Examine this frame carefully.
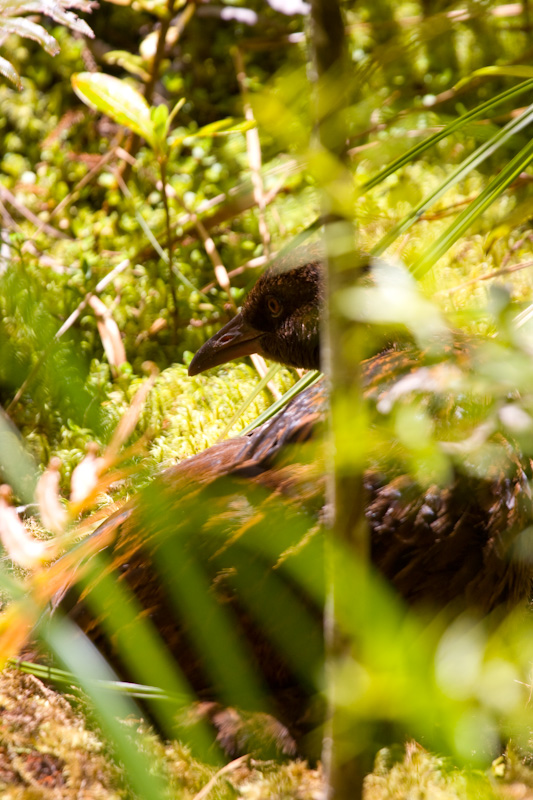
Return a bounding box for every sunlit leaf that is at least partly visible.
[36,457,67,534]
[412,136,533,277]
[0,486,50,568]
[0,54,21,89]
[0,16,59,55]
[88,295,127,368]
[103,50,151,81]
[455,65,533,91]
[71,72,155,145]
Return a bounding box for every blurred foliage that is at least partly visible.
[1,0,533,797]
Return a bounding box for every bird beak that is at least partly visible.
[188,312,264,376]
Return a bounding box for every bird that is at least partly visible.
[188,241,325,375]
[60,241,533,758]
[188,241,533,612]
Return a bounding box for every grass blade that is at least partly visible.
[362,79,533,192]
[371,103,533,257]
[412,137,533,278]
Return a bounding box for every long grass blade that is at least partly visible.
[362,79,533,192]
[371,103,533,256]
[43,613,169,800]
[239,370,322,435]
[219,362,280,439]
[412,137,533,278]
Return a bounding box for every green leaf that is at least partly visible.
[372,102,533,257]
[240,370,322,435]
[103,50,151,82]
[412,136,533,278]
[71,72,155,146]
[455,66,533,91]
[167,96,185,128]
[220,363,281,439]
[362,79,533,193]
[0,413,37,504]
[150,103,169,148]
[195,118,256,137]
[43,613,170,800]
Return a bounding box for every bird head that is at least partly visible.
[188,244,324,376]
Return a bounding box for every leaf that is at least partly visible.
[362,79,533,193]
[0,16,59,55]
[71,72,154,145]
[36,5,94,36]
[167,96,185,127]
[69,443,106,505]
[169,117,256,149]
[412,135,533,278]
[0,486,50,569]
[0,54,22,89]
[0,604,36,667]
[105,364,158,460]
[372,102,533,257]
[150,103,169,146]
[103,50,151,82]
[195,118,256,137]
[455,65,533,91]
[88,295,127,368]
[36,458,67,535]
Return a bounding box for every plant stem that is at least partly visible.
[159,157,179,343]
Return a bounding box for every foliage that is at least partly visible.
[0,0,95,88]
[1,0,533,797]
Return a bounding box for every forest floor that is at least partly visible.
[0,668,532,800]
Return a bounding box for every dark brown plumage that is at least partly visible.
[60,243,533,757]
[188,242,325,374]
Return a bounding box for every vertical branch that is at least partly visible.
[159,157,179,343]
[309,1,369,798]
[233,46,271,259]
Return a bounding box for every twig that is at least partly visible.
[159,158,179,342]
[175,196,237,310]
[113,168,210,301]
[192,755,248,800]
[250,354,282,401]
[0,186,70,241]
[233,46,270,258]
[200,254,270,292]
[437,258,533,296]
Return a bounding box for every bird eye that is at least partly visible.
[266,296,282,317]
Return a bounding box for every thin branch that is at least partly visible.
[233,46,271,258]
[192,755,249,800]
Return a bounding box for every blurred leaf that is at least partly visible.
[77,551,216,755]
[71,72,155,145]
[69,443,105,504]
[0,54,21,88]
[103,50,151,81]
[455,65,533,91]
[88,295,127,368]
[0,412,37,504]
[363,80,533,193]
[0,16,59,55]
[372,102,533,257]
[43,612,170,799]
[0,486,49,569]
[412,136,533,277]
[105,364,158,460]
[35,457,67,534]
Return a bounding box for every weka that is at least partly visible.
[62,243,533,757]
